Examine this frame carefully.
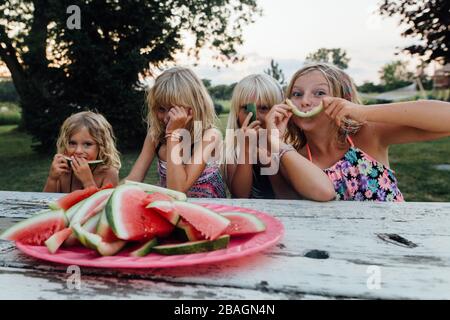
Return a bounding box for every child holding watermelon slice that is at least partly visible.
[126,67,227,198]
[267,62,450,201]
[43,111,121,193]
[224,73,335,201]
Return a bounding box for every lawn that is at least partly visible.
[1,116,449,201]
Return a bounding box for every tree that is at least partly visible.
[379,60,414,91]
[0,0,260,152]
[264,59,286,86]
[305,48,350,69]
[379,0,450,65]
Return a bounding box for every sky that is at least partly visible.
[174,0,424,86]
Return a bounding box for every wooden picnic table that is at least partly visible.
[0,190,449,300]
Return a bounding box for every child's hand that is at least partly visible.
[166,106,193,133]
[265,103,293,144]
[48,154,70,180]
[322,97,367,127]
[240,112,261,146]
[70,156,96,188]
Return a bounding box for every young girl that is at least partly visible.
[269,62,450,201]
[43,111,121,193]
[126,66,226,198]
[225,73,335,201]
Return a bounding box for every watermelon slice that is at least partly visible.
[173,218,205,242]
[143,192,179,225]
[0,209,67,245]
[45,227,73,253]
[124,180,187,201]
[71,223,126,256]
[146,201,230,240]
[69,188,113,226]
[45,190,113,251]
[220,212,266,236]
[48,183,114,211]
[106,185,174,241]
[152,235,230,255]
[96,209,120,242]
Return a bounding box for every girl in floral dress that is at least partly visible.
[264,62,450,201]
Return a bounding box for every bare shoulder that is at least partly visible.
[352,122,390,166]
[95,165,119,179]
[352,122,383,149]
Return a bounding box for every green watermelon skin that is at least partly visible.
[106,185,174,241]
[152,235,230,255]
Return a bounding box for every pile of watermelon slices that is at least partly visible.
[0,181,266,257]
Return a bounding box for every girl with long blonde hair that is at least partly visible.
[268,62,450,201]
[126,66,226,198]
[225,73,334,200]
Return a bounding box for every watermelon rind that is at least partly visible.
[0,209,67,245]
[220,211,266,235]
[124,180,187,201]
[65,199,87,221]
[72,223,125,256]
[45,227,73,253]
[130,238,158,257]
[152,235,230,255]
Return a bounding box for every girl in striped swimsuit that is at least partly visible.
[126,66,226,198]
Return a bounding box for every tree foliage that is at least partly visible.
[379,0,450,65]
[0,0,260,152]
[379,60,414,91]
[305,48,350,70]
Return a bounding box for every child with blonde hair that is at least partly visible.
[225,73,335,200]
[43,111,121,193]
[269,62,450,201]
[126,66,226,198]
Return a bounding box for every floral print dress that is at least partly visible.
[306,136,404,202]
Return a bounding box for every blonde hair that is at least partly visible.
[225,73,284,166]
[285,62,363,151]
[56,111,121,170]
[146,66,217,144]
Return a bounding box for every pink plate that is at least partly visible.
[16,203,284,269]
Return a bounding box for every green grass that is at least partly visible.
[0,102,21,125]
[1,121,449,201]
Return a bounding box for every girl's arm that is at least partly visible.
[43,154,68,192]
[166,128,221,193]
[226,156,254,198]
[278,143,336,201]
[125,131,157,182]
[226,113,260,198]
[323,98,450,145]
[265,104,335,201]
[43,177,59,193]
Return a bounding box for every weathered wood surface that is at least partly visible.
[1,191,449,300]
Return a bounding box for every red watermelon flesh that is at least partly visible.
[0,210,67,245]
[220,212,266,236]
[106,185,174,241]
[143,192,179,225]
[49,183,113,211]
[147,201,230,240]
